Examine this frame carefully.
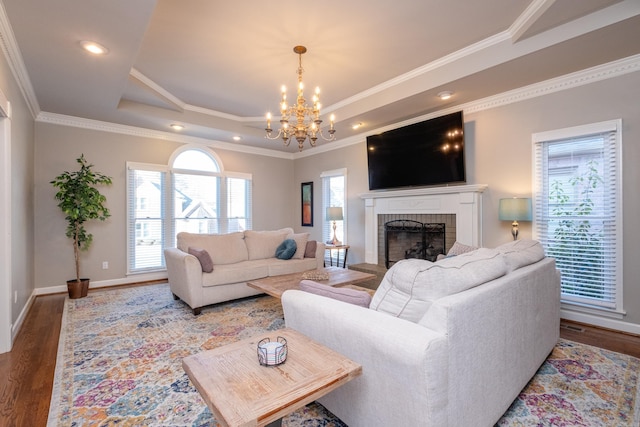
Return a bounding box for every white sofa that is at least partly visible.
[164,228,325,314]
[282,239,561,426]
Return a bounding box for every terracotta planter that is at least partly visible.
[67,279,90,299]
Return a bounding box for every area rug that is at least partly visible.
[47,284,640,426]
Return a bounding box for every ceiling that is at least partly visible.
[3,0,640,154]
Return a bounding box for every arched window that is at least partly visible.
[126,147,252,274]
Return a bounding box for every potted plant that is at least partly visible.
[51,154,112,298]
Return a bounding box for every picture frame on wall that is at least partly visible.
[301,182,313,227]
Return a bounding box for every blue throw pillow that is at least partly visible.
[275,239,297,260]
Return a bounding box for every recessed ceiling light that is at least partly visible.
[170,124,184,130]
[233,136,242,141]
[80,40,109,55]
[438,91,454,100]
[352,122,363,130]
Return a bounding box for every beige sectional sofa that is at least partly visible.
[282,239,561,426]
[164,228,325,314]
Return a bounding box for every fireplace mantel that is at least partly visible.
[360,184,488,264]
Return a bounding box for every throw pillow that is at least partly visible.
[286,232,310,259]
[275,239,297,260]
[299,280,372,308]
[447,241,478,256]
[304,240,317,258]
[188,247,214,273]
[495,239,545,272]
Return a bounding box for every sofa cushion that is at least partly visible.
[177,231,248,265]
[447,241,478,256]
[304,240,317,258]
[370,248,508,323]
[244,228,293,260]
[275,239,297,260]
[268,258,319,276]
[287,232,310,259]
[496,239,545,272]
[299,280,372,308]
[201,260,269,287]
[188,247,214,273]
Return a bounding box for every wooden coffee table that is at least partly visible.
[247,266,376,299]
[182,327,361,427]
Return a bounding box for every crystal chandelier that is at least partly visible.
[265,46,336,151]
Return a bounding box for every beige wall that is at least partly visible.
[0,49,35,328]
[296,70,640,326]
[34,124,295,289]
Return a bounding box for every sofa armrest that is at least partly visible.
[282,289,448,426]
[314,241,325,269]
[164,248,203,310]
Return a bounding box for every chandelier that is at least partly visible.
[265,45,336,151]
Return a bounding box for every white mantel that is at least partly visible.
[360,184,488,264]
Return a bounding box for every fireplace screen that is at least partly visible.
[384,220,445,268]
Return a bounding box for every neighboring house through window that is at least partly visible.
[126,146,252,274]
[533,119,623,316]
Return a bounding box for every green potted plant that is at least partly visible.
[51,154,112,298]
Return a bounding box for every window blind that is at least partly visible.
[533,120,622,312]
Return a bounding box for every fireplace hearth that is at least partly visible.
[384,220,445,268]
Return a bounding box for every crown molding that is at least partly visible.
[36,112,294,160]
[0,1,39,118]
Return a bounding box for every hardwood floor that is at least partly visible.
[1,290,639,427]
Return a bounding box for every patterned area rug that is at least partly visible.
[47,284,640,426]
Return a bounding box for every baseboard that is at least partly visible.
[33,272,169,296]
[11,291,36,344]
[561,308,640,336]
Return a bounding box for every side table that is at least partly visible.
[325,244,350,268]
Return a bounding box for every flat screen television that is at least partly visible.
[366,111,466,190]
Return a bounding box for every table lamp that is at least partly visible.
[499,198,532,240]
[326,207,343,245]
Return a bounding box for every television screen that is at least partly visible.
[366,111,466,190]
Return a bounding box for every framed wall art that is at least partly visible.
[301,182,313,227]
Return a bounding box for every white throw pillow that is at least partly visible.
[370,248,507,323]
[286,232,310,259]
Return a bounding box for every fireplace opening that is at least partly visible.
[384,220,445,268]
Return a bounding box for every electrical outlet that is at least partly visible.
[102,261,109,269]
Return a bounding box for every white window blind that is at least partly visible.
[533,120,622,313]
[226,174,252,232]
[126,163,168,274]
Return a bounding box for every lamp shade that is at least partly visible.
[326,206,343,221]
[499,198,532,221]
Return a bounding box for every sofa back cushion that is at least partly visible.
[177,231,248,265]
[286,232,310,259]
[496,239,545,272]
[370,248,508,323]
[244,228,293,260]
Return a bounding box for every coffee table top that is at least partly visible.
[182,327,361,427]
[247,266,376,299]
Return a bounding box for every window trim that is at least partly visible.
[532,119,624,317]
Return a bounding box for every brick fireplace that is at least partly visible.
[360,184,487,265]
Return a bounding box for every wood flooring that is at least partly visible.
[1,287,639,427]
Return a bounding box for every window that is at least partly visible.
[321,168,347,261]
[126,147,252,274]
[533,120,622,315]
